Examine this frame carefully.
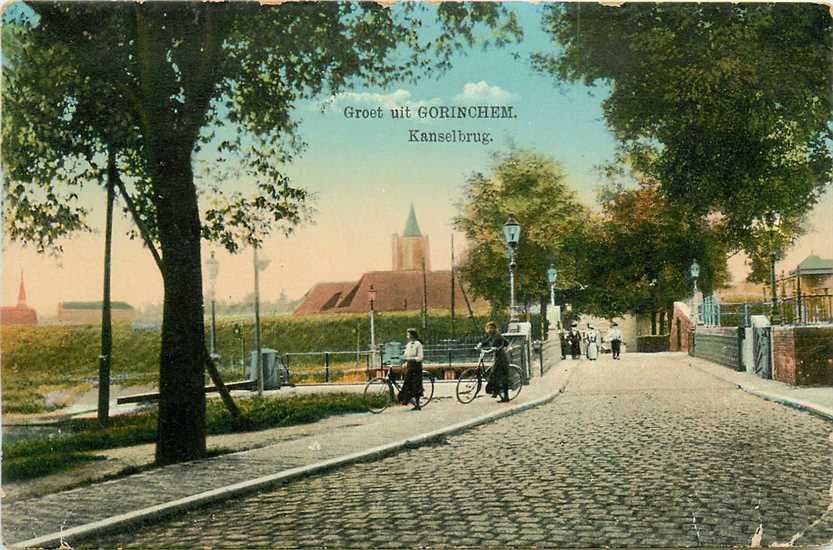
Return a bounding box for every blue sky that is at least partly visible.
[3,3,831,314]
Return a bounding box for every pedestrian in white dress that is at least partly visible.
[585,323,600,361]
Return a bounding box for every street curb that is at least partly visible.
[738,387,833,423]
[13,367,573,549]
[688,360,833,423]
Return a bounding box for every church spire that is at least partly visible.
[17,270,27,306]
[403,203,422,237]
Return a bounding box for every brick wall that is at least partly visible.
[693,327,740,370]
[670,303,694,352]
[773,325,833,386]
[771,328,796,385]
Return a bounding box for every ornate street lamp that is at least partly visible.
[503,216,521,320]
[547,262,557,307]
[690,259,701,325]
[368,284,377,369]
[206,251,220,358]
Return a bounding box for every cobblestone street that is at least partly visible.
[90,355,833,548]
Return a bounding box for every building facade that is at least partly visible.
[0,273,38,325]
[57,301,136,324]
[295,206,486,315]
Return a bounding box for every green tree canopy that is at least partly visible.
[571,182,729,325]
[2,2,521,464]
[454,148,590,314]
[533,3,832,255]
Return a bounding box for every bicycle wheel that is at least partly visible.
[507,364,524,401]
[418,372,435,408]
[364,377,392,413]
[456,368,481,404]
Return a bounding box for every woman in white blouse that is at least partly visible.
[398,328,424,410]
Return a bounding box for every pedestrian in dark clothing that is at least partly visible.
[480,321,511,402]
[568,323,582,359]
[559,329,568,360]
[398,328,424,410]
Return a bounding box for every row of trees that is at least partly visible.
[454,149,729,333]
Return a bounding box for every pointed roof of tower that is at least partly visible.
[17,271,27,306]
[403,204,422,237]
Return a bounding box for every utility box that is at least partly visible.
[249,348,288,390]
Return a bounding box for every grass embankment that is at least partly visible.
[2,311,509,414]
[2,308,549,412]
[3,393,369,482]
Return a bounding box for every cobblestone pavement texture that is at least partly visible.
[3,344,567,546]
[87,354,833,549]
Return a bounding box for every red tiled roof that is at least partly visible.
[1,305,37,325]
[295,270,488,315]
[293,281,355,315]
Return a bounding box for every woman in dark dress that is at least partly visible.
[480,321,511,402]
[398,328,424,410]
[568,322,582,359]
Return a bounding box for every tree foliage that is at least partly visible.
[533,3,832,255]
[454,148,590,313]
[572,182,729,321]
[2,2,521,464]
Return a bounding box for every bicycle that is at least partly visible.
[455,347,523,404]
[363,365,436,414]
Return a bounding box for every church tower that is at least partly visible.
[392,204,431,271]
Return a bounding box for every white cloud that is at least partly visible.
[324,89,442,112]
[334,89,413,110]
[454,81,517,105]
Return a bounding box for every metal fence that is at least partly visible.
[214,328,544,386]
[698,293,833,328]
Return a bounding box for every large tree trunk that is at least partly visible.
[153,145,207,465]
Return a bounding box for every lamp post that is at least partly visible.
[766,214,782,325]
[253,244,271,396]
[690,259,701,325]
[502,216,521,320]
[547,263,557,307]
[206,251,219,358]
[368,285,377,369]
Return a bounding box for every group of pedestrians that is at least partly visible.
[560,321,623,361]
[396,321,512,411]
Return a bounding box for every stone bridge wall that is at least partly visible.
[693,327,741,370]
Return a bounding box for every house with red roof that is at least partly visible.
[1,273,38,325]
[295,206,487,315]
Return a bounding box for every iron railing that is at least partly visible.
[698,294,833,328]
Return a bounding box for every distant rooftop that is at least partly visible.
[62,301,134,310]
[789,255,833,276]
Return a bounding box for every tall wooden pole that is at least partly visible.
[254,245,264,396]
[422,257,428,330]
[450,234,455,340]
[98,147,116,427]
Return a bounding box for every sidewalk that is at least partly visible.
[3,350,573,549]
[685,354,833,421]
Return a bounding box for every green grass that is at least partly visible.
[2,392,370,482]
[1,310,543,414]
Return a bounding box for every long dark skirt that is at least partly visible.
[398,360,424,404]
[570,338,581,359]
[485,351,510,397]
